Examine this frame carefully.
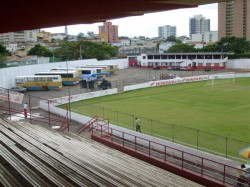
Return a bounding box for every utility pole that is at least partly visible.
[80,45,82,60]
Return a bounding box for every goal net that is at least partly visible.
[206,72,235,87]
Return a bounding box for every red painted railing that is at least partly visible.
[0,104,67,129]
[76,115,109,135]
[92,125,250,187]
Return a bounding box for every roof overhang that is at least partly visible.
[0,0,224,33]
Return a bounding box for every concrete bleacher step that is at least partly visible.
[0,118,204,187]
[23,120,204,186]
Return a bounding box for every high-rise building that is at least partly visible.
[189,15,210,38]
[158,25,176,39]
[218,0,250,41]
[0,30,39,44]
[98,22,119,43]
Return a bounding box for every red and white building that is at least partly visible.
[128,53,228,70]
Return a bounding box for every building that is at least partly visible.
[138,52,228,70]
[158,25,176,39]
[130,38,154,46]
[0,30,38,44]
[218,0,250,41]
[191,31,218,43]
[119,45,157,56]
[3,43,25,53]
[98,22,119,43]
[189,15,210,38]
[158,42,175,53]
[119,37,131,46]
[37,31,52,43]
[51,33,67,40]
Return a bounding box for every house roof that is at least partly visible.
[1,0,223,33]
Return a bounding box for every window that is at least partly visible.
[148,55,153,59]
[161,55,168,59]
[82,70,91,74]
[153,55,160,59]
[28,77,33,82]
[15,78,24,84]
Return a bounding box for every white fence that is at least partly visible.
[227,59,250,69]
[39,88,118,123]
[0,58,127,88]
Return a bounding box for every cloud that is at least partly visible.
[42,3,218,38]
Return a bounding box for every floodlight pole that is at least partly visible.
[66,58,71,124]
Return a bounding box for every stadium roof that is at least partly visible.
[1,0,224,33]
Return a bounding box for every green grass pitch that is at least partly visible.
[64,77,250,159]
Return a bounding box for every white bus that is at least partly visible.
[82,64,119,74]
[77,66,111,78]
[35,70,80,86]
[50,68,82,77]
[15,75,62,91]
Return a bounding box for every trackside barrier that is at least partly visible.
[91,126,250,187]
[124,73,250,91]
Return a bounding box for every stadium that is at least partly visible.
[1,0,250,186]
[1,62,250,186]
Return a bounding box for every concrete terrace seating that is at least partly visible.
[0,118,203,187]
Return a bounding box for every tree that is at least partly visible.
[165,36,182,43]
[87,31,94,37]
[167,43,196,53]
[77,32,86,40]
[197,44,218,52]
[28,44,52,57]
[214,36,250,54]
[0,44,10,67]
[54,41,118,61]
[0,54,6,67]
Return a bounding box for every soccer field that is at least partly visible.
[66,77,250,158]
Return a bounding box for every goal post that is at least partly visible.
[207,72,235,87]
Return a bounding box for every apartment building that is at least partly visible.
[98,21,119,43]
[158,25,176,39]
[218,0,250,41]
[189,15,210,38]
[0,30,38,44]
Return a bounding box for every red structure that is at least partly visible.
[91,125,247,187]
[76,115,109,135]
[1,0,225,34]
[136,53,228,71]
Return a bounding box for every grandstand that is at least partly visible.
[1,72,250,186]
[0,118,203,187]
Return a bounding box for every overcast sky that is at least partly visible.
[42,3,218,38]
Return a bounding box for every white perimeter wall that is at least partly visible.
[227,59,250,69]
[0,58,128,88]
